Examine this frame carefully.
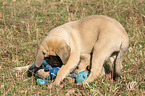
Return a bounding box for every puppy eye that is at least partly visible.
[42,51,45,55]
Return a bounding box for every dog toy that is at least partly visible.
[69,71,88,83]
[37,59,88,84]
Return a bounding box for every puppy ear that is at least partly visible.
[35,48,44,67]
[56,44,71,64]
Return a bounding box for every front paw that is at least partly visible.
[37,69,50,78]
[27,64,41,77]
[12,67,23,72]
[53,80,60,86]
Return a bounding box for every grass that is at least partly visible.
[0,0,144,95]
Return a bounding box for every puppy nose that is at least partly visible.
[45,54,49,57]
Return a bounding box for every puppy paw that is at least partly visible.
[37,69,50,78]
[12,67,24,72]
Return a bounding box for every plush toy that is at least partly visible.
[37,59,88,85]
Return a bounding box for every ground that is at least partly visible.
[0,0,144,95]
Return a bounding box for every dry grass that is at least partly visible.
[0,0,144,95]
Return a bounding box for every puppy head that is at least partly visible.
[35,38,71,67]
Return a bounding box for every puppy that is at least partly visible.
[14,15,129,86]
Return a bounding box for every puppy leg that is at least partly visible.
[53,52,80,86]
[105,55,116,73]
[13,63,42,77]
[75,54,90,74]
[13,64,32,72]
[113,48,127,80]
[84,41,116,83]
[102,55,116,79]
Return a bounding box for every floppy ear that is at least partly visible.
[56,44,71,64]
[35,48,44,67]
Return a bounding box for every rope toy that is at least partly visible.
[37,60,88,84]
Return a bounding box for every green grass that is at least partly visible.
[0,0,144,95]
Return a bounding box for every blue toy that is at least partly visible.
[37,78,48,84]
[37,59,88,85]
[69,71,88,83]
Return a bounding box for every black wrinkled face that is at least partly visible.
[45,55,63,67]
[27,55,63,77]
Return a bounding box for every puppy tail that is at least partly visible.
[113,36,129,80]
